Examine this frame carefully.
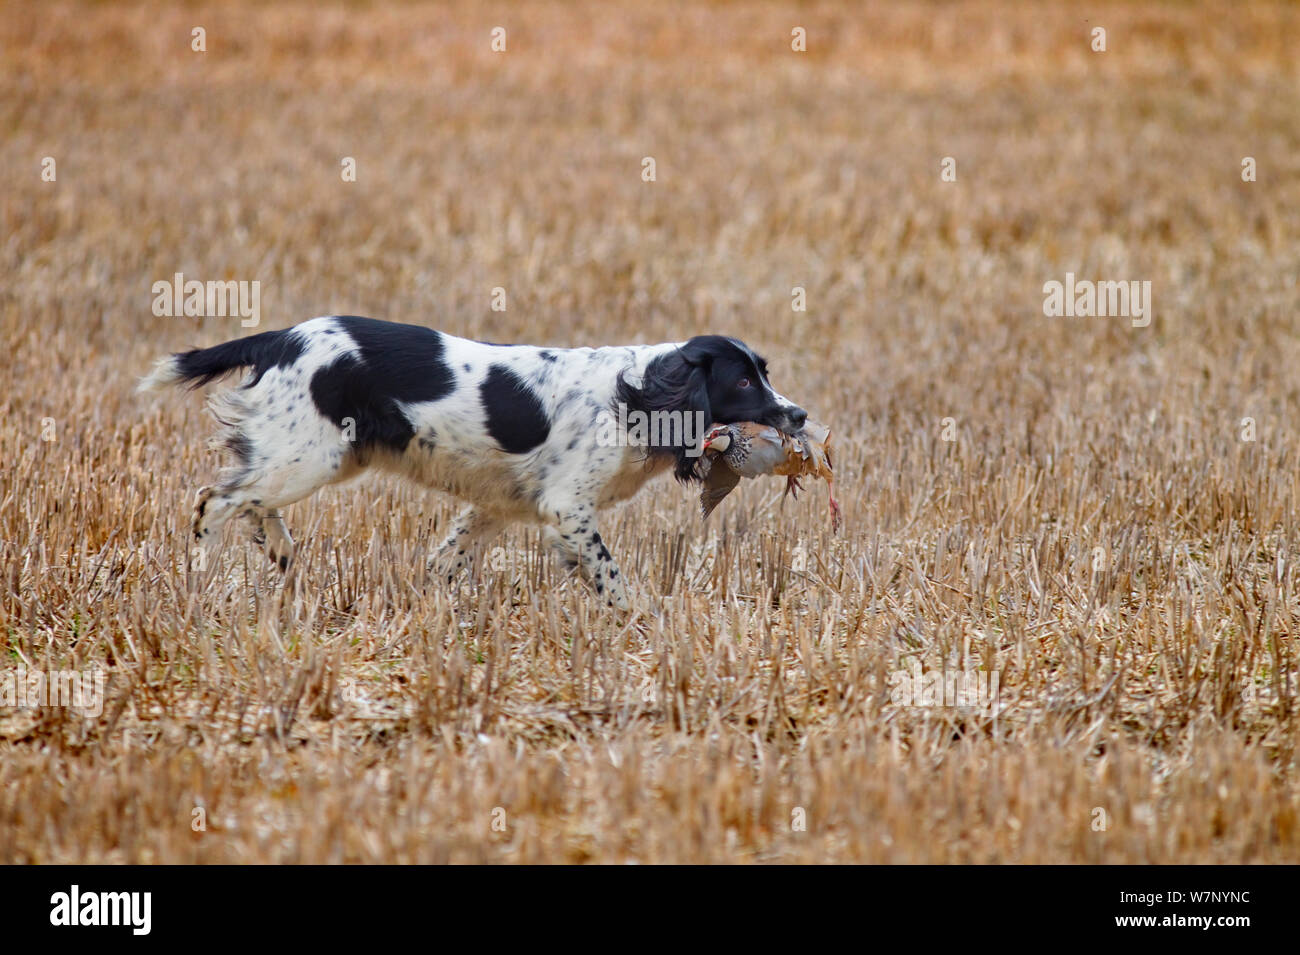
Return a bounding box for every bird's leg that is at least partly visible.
[551,506,630,611]
[429,506,502,584]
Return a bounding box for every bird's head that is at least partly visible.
[701,424,733,455]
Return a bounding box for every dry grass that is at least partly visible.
[2,0,1300,863]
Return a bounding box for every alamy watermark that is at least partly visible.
[50,885,151,935]
[889,660,1000,710]
[152,272,260,327]
[594,403,708,456]
[1043,272,1151,327]
[0,666,105,716]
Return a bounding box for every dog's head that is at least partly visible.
[680,336,807,434]
[616,335,808,482]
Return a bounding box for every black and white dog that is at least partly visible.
[140,316,807,608]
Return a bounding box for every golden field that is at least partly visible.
[2,0,1299,863]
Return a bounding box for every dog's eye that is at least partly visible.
[737,377,751,389]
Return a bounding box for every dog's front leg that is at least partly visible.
[553,506,630,611]
[429,507,501,584]
[543,525,580,571]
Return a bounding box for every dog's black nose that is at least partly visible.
[788,407,808,429]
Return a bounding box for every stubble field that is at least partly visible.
[2,0,1300,863]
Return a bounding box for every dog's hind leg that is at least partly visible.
[244,507,296,572]
[192,390,356,563]
[193,483,252,546]
[259,510,295,571]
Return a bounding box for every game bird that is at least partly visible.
[698,419,840,530]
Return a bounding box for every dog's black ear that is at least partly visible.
[615,347,712,483]
[677,338,716,370]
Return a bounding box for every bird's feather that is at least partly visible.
[699,463,741,519]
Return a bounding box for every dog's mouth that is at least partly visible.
[759,410,808,437]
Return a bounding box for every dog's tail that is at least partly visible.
[138,329,303,393]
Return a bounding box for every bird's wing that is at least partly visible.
[729,424,787,476]
[737,422,786,444]
[699,463,741,519]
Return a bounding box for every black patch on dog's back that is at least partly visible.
[333,317,457,402]
[481,365,550,454]
[309,317,455,455]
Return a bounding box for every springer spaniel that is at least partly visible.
[140,316,807,609]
